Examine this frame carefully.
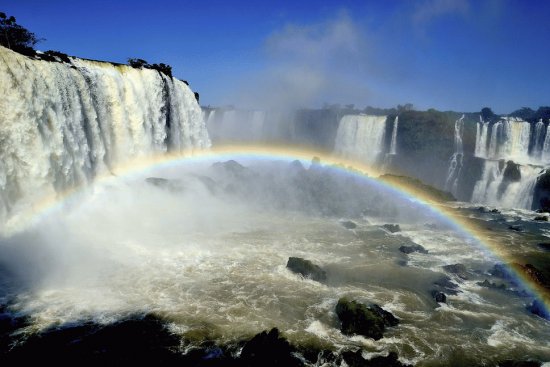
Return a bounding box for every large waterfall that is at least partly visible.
[475,116,547,165]
[333,115,387,166]
[0,46,210,223]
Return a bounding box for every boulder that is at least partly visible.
[433,276,460,295]
[399,244,428,254]
[335,298,398,340]
[240,328,302,367]
[534,215,548,221]
[431,290,447,303]
[442,264,469,280]
[286,257,326,282]
[382,224,401,233]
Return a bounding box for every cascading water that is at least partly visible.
[475,118,489,158]
[333,115,387,166]
[444,115,464,196]
[475,117,547,165]
[471,161,541,209]
[0,46,210,224]
[389,116,399,155]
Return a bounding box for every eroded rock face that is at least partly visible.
[335,298,398,340]
[286,257,327,282]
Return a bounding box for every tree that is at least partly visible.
[0,12,41,53]
[480,107,497,122]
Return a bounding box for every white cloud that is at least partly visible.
[412,0,470,25]
[229,12,373,109]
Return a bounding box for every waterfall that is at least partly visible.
[389,116,399,155]
[0,46,210,222]
[471,160,541,209]
[334,115,387,166]
[444,115,465,195]
[475,118,489,158]
[249,110,266,141]
[532,119,545,158]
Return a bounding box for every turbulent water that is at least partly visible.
[334,115,387,166]
[1,160,549,366]
[0,46,210,224]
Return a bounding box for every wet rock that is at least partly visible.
[382,224,401,233]
[335,298,398,340]
[502,160,521,183]
[442,264,469,280]
[498,360,542,367]
[477,279,507,291]
[534,215,548,221]
[490,208,501,214]
[431,290,447,303]
[537,243,550,252]
[369,304,399,327]
[342,350,410,367]
[240,328,302,367]
[490,263,514,281]
[508,224,524,232]
[399,244,428,254]
[286,257,326,282]
[340,220,357,229]
[145,177,185,192]
[527,299,550,320]
[433,276,460,295]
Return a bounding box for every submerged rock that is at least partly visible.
[534,215,548,221]
[286,257,327,282]
[240,328,302,367]
[508,224,524,232]
[382,224,401,233]
[399,244,428,254]
[431,290,447,303]
[527,299,550,320]
[477,279,507,291]
[145,177,185,192]
[537,243,550,252]
[490,263,514,281]
[340,220,357,229]
[335,298,398,340]
[342,350,410,367]
[442,264,469,280]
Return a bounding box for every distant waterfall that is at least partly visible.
[0,46,210,222]
[475,117,548,165]
[444,115,464,195]
[334,115,387,166]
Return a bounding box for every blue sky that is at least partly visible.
[3,0,550,113]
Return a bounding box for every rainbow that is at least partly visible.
[2,144,550,317]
